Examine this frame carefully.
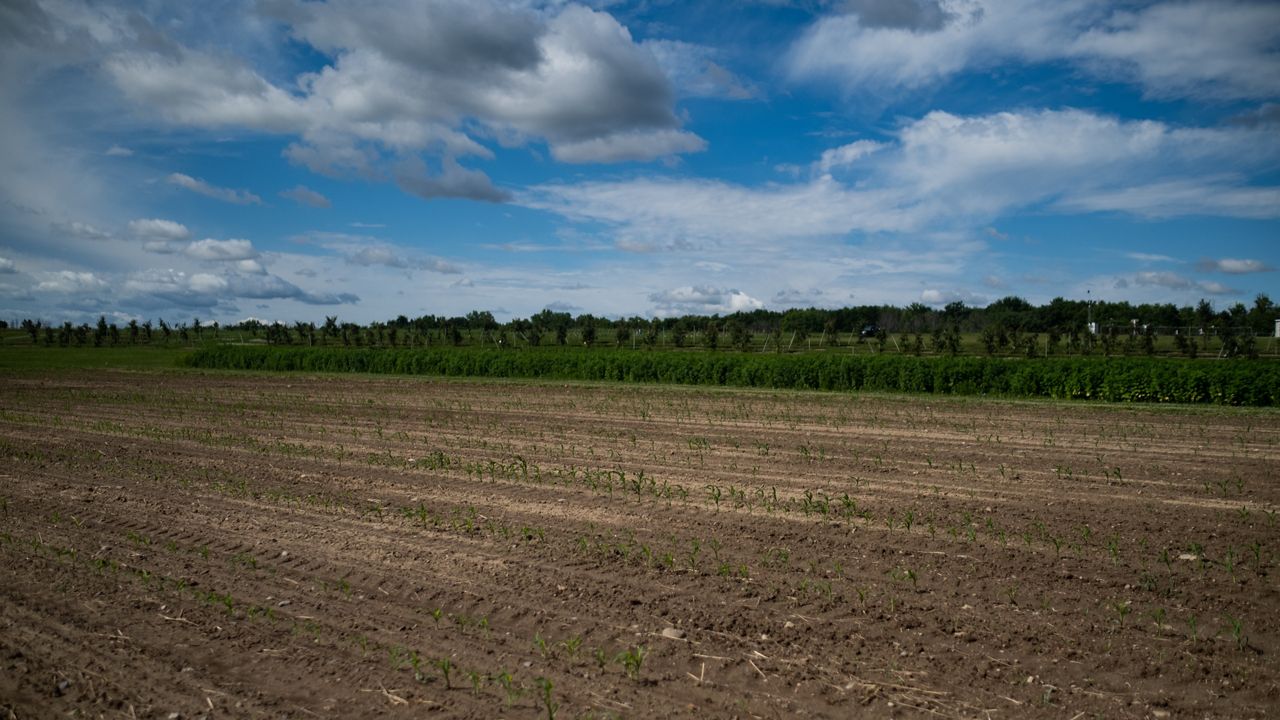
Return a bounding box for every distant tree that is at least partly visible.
[704,321,719,351]
[728,319,750,351]
[20,319,40,343]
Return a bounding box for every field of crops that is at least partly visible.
[185,346,1280,406]
[1,369,1277,718]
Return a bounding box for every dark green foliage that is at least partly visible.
[183,346,1280,406]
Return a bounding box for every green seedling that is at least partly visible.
[534,631,551,658]
[1224,616,1247,649]
[467,670,484,695]
[615,646,647,680]
[435,657,453,688]
[560,635,583,659]
[536,676,558,720]
[1111,600,1131,627]
[431,607,444,625]
[495,671,521,706]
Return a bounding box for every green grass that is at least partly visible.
[0,345,194,371]
[180,345,1280,406]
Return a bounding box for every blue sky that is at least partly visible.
[1,0,1277,325]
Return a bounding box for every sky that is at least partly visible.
[0,0,1277,325]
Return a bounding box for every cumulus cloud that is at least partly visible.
[1196,258,1275,274]
[129,218,191,241]
[920,288,987,306]
[0,257,17,274]
[92,0,705,207]
[280,185,331,208]
[395,157,510,203]
[56,221,112,241]
[815,139,886,174]
[789,0,1280,101]
[550,129,706,164]
[36,270,108,294]
[130,218,192,253]
[1132,270,1237,295]
[184,238,259,262]
[121,267,358,308]
[648,286,764,315]
[527,108,1280,247]
[168,173,263,205]
[343,243,461,273]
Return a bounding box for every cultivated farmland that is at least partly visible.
[1,370,1277,718]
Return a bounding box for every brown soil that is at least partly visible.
[1,369,1277,719]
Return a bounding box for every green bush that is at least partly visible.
[181,346,1280,406]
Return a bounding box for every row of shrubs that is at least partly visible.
[182,346,1280,406]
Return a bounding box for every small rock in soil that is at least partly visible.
[661,627,687,639]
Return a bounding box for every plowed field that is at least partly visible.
[1,370,1277,718]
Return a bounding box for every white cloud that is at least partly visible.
[395,156,509,202]
[528,108,1280,248]
[343,243,461,274]
[235,258,267,274]
[1070,1,1280,101]
[1197,257,1275,274]
[815,139,886,174]
[184,239,259,261]
[129,218,191,241]
[644,39,757,100]
[57,221,112,241]
[168,173,263,205]
[37,270,108,294]
[93,0,705,207]
[550,128,706,164]
[648,286,764,316]
[1131,270,1238,295]
[788,0,1280,101]
[105,144,132,157]
[1126,252,1178,263]
[0,257,16,274]
[280,185,332,208]
[920,288,987,306]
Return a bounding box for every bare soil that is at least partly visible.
[1,369,1277,719]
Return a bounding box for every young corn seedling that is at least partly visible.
[467,670,484,695]
[1111,600,1131,627]
[435,657,453,688]
[495,671,521,706]
[1224,547,1238,580]
[535,677,558,720]
[615,646,647,681]
[1150,607,1167,629]
[1224,616,1247,650]
[534,632,552,658]
[560,635,583,659]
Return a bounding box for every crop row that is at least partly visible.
[184,346,1280,406]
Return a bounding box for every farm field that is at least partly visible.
[1,370,1277,718]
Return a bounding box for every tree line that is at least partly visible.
[8,293,1275,358]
